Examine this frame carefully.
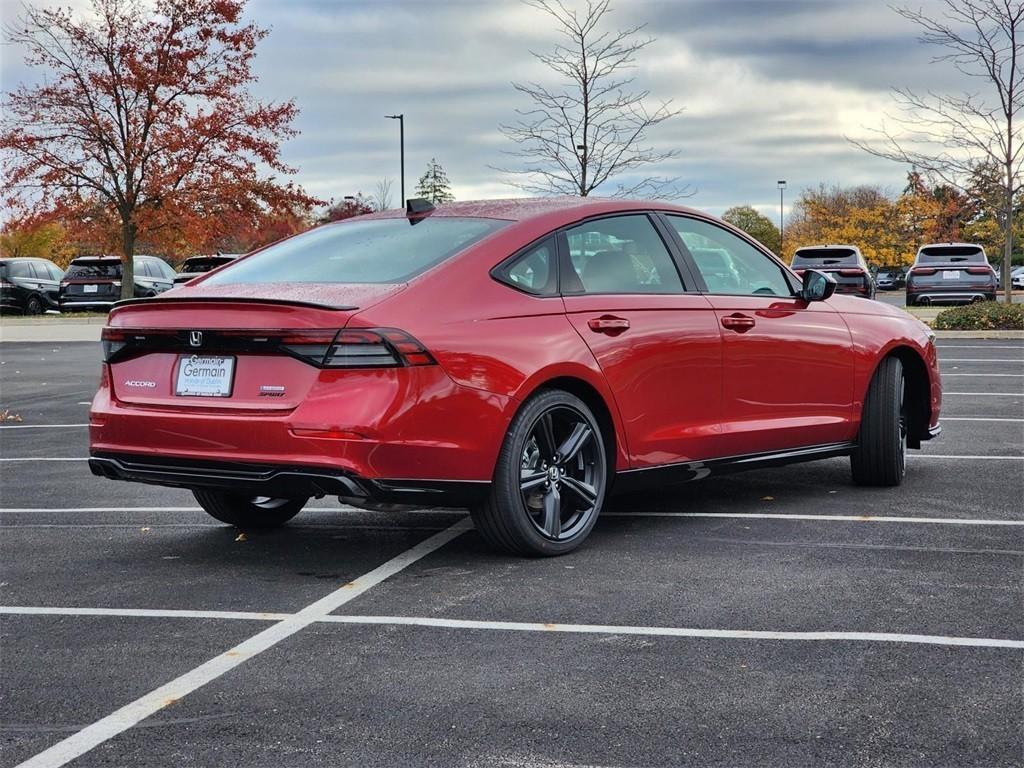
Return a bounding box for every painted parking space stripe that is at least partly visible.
[942,373,1024,377]
[941,417,1024,422]
[943,392,1022,396]
[939,358,1024,362]
[11,518,472,768]
[0,423,89,429]
[912,454,1023,459]
[321,615,1024,650]
[2,606,1019,650]
[603,512,1024,525]
[2,507,1022,525]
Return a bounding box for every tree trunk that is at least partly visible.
[120,218,136,302]
[1004,178,1014,303]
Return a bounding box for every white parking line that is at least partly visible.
[12,518,472,768]
[603,512,1024,525]
[1,606,1019,650]
[942,373,1024,377]
[940,358,1024,362]
[937,345,1024,349]
[323,615,1024,650]
[0,424,89,430]
[0,458,87,462]
[2,508,1022,525]
[943,392,1022,396]
[0,606,287,621]
[912,454,1023,460]
[942,417,1024,422]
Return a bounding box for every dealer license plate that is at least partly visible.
[943,270,960,280]
[175,355,235,397]
[84,284,98,293]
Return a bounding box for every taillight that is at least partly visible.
[838,269,864,277]
[101,328,128,361]
[912,267,937,275]
[278,330,342,366]
[323,328,435,368]
[966,267,993,275]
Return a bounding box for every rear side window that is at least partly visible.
[182,257,232,273]
[792,248,858,267]
[67,261,121,278]
[562,215,684,294]
[494,237,557,295]
[204,217,508,285]
[6,262,32,278]
[917,246,986,264]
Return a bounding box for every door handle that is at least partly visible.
[588,315,630,334]
[721,313,756,332]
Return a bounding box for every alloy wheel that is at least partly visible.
[518,405,605,541]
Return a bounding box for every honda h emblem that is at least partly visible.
[189,330,203,347]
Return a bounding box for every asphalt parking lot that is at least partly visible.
[1,340,1022,767]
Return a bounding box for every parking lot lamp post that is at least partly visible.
[386,114,405,204]
[777,180,787,258]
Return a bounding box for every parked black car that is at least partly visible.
[60,254,176,311]
[906,243,997,306]
[0,257,65,314]
[875,267,907,291]
[791,245,876,299]
[173,253,241,284]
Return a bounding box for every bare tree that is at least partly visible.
[496,0,689,199]
[371,178,394,211]
[851,0,1023,299]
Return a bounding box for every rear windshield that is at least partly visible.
[181,257,233,272]
[917,246,986,264]
[792,248,858,267]
[67,262,121,278]
[203,217,508,285]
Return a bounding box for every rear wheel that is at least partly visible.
[192,490,307,528]
[472,390,608,556]
[851,356,906,487]
[26,296,43,315]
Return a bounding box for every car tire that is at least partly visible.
[471,389,608,557]
[192,490,307,528]
[850,356,906,487]
[26,296,44,315]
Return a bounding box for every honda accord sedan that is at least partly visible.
[89,198,942,555]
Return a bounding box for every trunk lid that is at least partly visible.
[105,282,405,410]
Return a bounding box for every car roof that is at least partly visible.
[359,197,704,223]
[70,255,120,262]
[916,242,984,251]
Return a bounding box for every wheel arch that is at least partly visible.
[517,373,628,474]
[872,345,932,449]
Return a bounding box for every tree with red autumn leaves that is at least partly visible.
[1,0,319,298]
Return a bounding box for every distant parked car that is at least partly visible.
[0,257,64,314]
[791,245,875,299]
[60,254,176,311]
[1011,266,1024,290]
[174,253,241,284]
[875,268,906,291]
[905,243,997,306]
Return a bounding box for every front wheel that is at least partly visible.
[26,296,44,315]
[192,490,307,528]
[472,390,608,556]
[851,356,906,487]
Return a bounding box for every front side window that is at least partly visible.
[494,237,557,295]
[667,216,793,297]
[563,215,684,294]
[204,217,508,285]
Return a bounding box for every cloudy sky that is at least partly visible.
[1,0,978,219]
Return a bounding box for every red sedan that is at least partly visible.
[89,198,942,555]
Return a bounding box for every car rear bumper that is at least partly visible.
[61,298,117,310]
[89,452,489,506]
[910,291,993,303]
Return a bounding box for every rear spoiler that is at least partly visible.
[111,296,358,312]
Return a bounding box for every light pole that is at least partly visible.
[777,180,787,257]
[385,114,405,204]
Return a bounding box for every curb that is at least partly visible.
[0,324,103,343]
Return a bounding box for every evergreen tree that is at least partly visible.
[415,159,455,204]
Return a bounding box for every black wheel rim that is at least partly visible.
[519,405,605,541]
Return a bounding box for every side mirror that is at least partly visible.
[800,269,837,302]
